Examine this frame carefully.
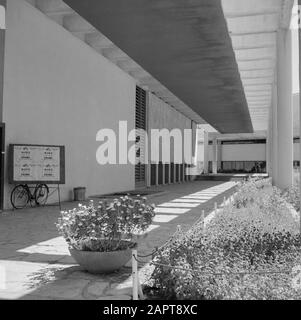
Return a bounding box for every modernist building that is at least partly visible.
[0,0,299,210]
[198,94,300,174]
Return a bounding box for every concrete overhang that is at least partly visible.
[222,0,295,131]
[64,0,253,134]
[208,131,267,141]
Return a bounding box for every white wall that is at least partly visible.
[207,142,300,162]
[294,142,300,161]
[293,93,300,136]
[208,143,266,161]
[149,94,192,131]
[221,144,266,161]
[2,0,136,208]
[148,93,192,163]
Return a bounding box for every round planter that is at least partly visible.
[69,247,133,274]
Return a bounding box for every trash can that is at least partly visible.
[73,187,86,201]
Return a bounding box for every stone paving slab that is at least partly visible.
[0,180,236,300]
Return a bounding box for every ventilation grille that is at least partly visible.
[135,86,146,185]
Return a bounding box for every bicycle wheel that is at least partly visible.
[11,185,29,209]
[35,184,49,206]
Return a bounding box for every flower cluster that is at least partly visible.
[232,177,270,209]
[56,196,155,252]
[148,179,301,300]
[283,172,300,212]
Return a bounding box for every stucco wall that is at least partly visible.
[148,93,193,163]
[293,93,300,136]
[294,142,300,161]
[2,0,136,208]
[220,144,267,162]
[207,142,300,162]
[207,144,266,161]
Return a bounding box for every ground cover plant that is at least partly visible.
[283,171,300,212]
[147,178,301,300]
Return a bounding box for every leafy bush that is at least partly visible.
[148,179,301,300]
[283,173,300,212]
[56,196,155,252]
[232,177,270,209]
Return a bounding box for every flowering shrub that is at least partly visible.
[283,173,300,212]
[56,196,155,252]
[148,179,301,300]
[232,177,270,209]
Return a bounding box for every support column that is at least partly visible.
[266,110,272,176]
[276,28,293,189]
[217,140,222,173]
[212,137,218,174]
[271,83,278,185]
[266,96,274,177]
[0,0,6,122]
[0,1,6,212]
[298,0,301,219]
[203,130,209,174]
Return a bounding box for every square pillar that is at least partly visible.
[212,138,218,174]
[0,0,6,122]
[266,108,272,176]
[276,28,293,189]
[203,130,209,174]
[217,140,222,173]
[271,83,278,185]
[299,0,301,216]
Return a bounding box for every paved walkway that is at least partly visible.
[0,180,236,300]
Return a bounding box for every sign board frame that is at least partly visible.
[8,144,65,184]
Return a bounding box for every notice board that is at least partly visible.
[8,144,65,184]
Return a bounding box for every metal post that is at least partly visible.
[132,249,138,300]
[57,184,61,211]
[201,210,205,232]
[138,278,144,300]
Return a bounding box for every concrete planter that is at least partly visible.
[69,246,133,274]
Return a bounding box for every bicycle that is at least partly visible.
[10,184,49,209]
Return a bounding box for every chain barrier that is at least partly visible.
[132,193,300,300]
[133,255,293,276]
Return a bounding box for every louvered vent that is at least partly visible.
[135,86,147,187]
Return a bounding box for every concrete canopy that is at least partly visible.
[64,0,253,134]
[222,0,294,131]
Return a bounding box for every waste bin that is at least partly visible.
[73,187,86,201]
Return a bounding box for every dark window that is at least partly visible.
[151,164,157,186]
[170,163,174,183]
[184,164,188,181]
[158,162,163,185]
[221,161,266,173]
[180,164,184,181]
[221,139,266,145]
[175,164,179,182]
[164,163,169,184]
